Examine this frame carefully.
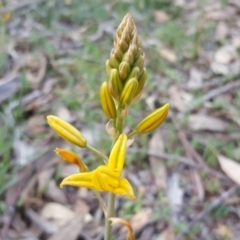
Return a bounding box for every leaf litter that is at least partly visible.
[1,0,240,240]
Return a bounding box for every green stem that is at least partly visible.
[127,130,137,139]
[94,190,107,217]
[104,193,115,240]
[86,145,108,164]
[104,106,124,240]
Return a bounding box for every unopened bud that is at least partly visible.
[109,55,120,69]
[136,103,170,134]
[47,116,87,148]
[120,78,138,106]
[127,67,140,80]
[100,82,117,119]
[106,60,112,75]
[119,61,130,80]
[109,69,123,100]
[133,55,144,70]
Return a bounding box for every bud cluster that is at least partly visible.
[100,14,147,114]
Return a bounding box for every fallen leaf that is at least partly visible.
[168,85,192,112]
[156,226,175,240]
[188,114,229,132]
[216,223,233,239]
[45,180,67,204]
[214,45,237,64]
[57,106,72,122]
[187,68,204,89]
[47,213,92,240]
[41,202,76,227]
[167,173,183,223]
[37,168,55,193]
[215,21,228,41]
[154,10,170,23]
[211,62,229,75]
[149,131,167,189]
[160,48,177,62]
[130,208,153,232]
[218,155,240,184]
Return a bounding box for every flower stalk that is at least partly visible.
[46,13,169,240]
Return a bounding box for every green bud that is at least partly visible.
[119,61,130,81]
[127,67,140,80]
[100,82,117,119]
[109,69,123,100]
[109,55,120,69]
[136,103,170,134]
[120,78,138,106]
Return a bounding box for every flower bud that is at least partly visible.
[105,59,111,75]
[47,115,87,148]
[136,103,170,134]
[123,51,134,66]
[100,82,117,119]
[119,61,130,81]
[133,55,144,70]
[109,55,120,69]
[127,67,140,80]
[109,69,123,100]
[133,68,147,98]
[120,78,138,106]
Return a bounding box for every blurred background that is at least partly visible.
[1,0,240,239]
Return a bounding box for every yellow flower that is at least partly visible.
[60,134,135,199]
[47,115,87,148]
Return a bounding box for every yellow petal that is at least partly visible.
[60,171,94,188]
[136,103,170,134]
[108,134,127,171]
[54,148,89,172]
[113,178,135,199]
[93,165,121,191]
[47,115,87,148]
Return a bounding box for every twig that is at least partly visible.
[176,185,240,240]
[186,80,240,112]
[128,148,229,180]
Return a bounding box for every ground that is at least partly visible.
[1,0,240,240]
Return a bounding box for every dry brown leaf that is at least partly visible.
[218,155,240,184]
[41,202,76,227]
[167,174,183,223]
[57,106,72,122]
[160,48,177,62]
[188,114,229,132]
[156,226,175,240]
[37,168,55,193]
[214,46,237,64]
[216,223,233,239]
[187,68,204,89]
[130,208,153,232]
[215,21,228,41]
[211,62,229,75]
[154,10,170,23]
[47,213,92,240]
[149,131,167,189]
[45,180,67,204]
[168,85,192,112]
